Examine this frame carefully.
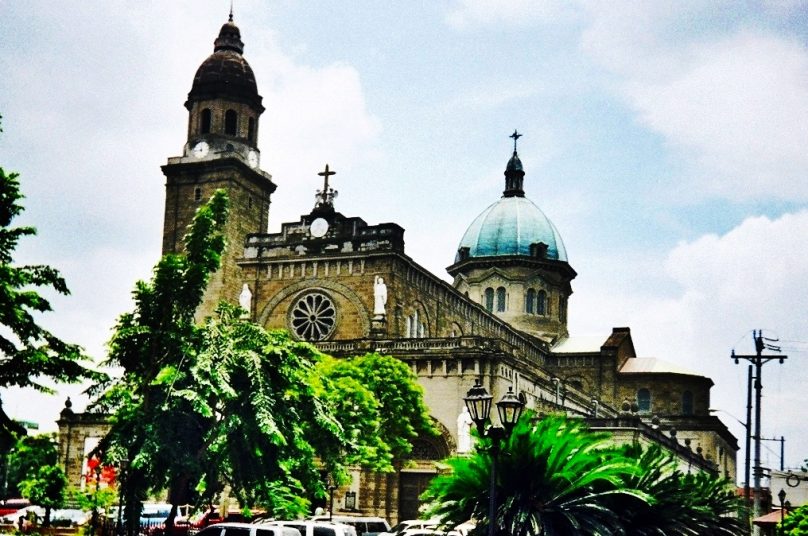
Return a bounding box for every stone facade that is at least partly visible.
[56,399,111,491]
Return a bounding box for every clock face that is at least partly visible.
[310,217,329,238]
[192,141,209,158]
[247,150,259,168]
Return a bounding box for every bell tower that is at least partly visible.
[161,13,276,319]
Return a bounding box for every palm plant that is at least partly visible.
[423,413,648,536]
[616,443,744,536]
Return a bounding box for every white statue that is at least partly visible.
[373,276,387,316]
[239,283,252,317]
[457,406,474,453]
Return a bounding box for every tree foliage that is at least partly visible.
[6,434,59,497]
[92,190,231,533]
[616,443,743,536]
[182,305,346,516]
[0,160,100,432]
[313,352,438,473]
[4,439,67,532]
[780,503,808,535]
[19,464,67,526]
[94,189,437,527]
[424,414,646,536]
[424,413,743,536]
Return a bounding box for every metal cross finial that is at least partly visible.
[318,164,336,191]
[229,0,234,21]
[510,130,522,152]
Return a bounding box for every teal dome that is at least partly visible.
[456,196,568,262]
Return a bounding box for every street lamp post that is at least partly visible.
[463,380,525,536]
[778,489,786,536]
[90,462,102,536]
[117,459,128,536]
[328,479,336,521]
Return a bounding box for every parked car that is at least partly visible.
[197,522,301,536]
[49,508,92,526]
[152,508,265,536]
[264,520,358,536]
[0,498,30,517]
[310,516,390,536]
[0,505,45,525]
[379,519,439,536]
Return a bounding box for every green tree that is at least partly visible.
[19,464,67,526]
[423,413,647,536]
[313,352,437,473]
[94,190,437,529]
[92,189,231,535]
[0,155,101,438]
[181,305,346,517]
[781,503,808,535]
[6,434,59,498]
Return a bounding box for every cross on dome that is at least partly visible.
[510,129,522,153]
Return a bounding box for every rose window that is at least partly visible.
[290,292,336,341]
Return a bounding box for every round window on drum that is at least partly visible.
[290,292,336,341]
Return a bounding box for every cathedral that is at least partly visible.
[59,14,737,523]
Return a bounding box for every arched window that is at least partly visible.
[406,311,424,338]
[247,117,255,142]
[484,288,494,312]
[496,287,506,312]
[537,290,547,315]
[682,391,694,416]
[224,109,238,135]
[559,296,567,323]
[200,108,211,134]
[525,289,535,314]
[637,388,651,413]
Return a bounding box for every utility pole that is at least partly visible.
[733,329,787,536]
[761,436,786,471]
[744,365,752,501]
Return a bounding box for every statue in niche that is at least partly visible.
[239,283,252,317]
[373,276,387,317]
[457,406,474,453]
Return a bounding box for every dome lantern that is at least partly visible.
[503,130,525,197]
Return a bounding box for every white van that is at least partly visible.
[310,516,390,536]
[266,520,358,536]
[197,522,301,536]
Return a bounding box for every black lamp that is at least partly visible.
[464,380,493,432]
[496,387,525,431]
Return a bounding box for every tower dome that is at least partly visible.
[449,131,575,342]
[187,16,263,111]
[456,196,568,262]
[455,132,567,263]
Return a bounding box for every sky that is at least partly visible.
[1,1,807,484]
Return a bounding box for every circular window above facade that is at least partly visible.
[289,291,337,341]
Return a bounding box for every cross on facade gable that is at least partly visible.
[318,163,336,191]
[315,163,338,210]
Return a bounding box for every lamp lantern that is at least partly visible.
[496,387,525,431]
[464,380,493,430]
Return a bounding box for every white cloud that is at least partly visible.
[572,210,808,471]
[623,33,808,201]
[578,2,808,201]
[248,48,381,231]
[445,0,577,29]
